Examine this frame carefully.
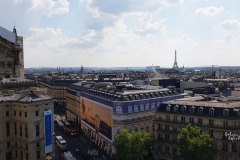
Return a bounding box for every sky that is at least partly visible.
[1,0,240,68]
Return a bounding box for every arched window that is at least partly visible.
[198,107,204,115]
[181,105,187,113]
[173,105,179,112]
[116,106,122,113]
[140,104,144,111]
[145,103,150,110]
[223,109,229,117]
[209,108,215,116]
[166,104,171,112]
[128,106,132,113]
[151,103,155,109]
[134,105,138,112]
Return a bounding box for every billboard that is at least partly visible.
[81,97,112,141]
[44,110,53,154]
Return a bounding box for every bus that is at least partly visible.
[57,120,65,130]
[55,136,67,150]
[63,126,78,136]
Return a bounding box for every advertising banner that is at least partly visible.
[81,98,112,141]
[44,110,53,154]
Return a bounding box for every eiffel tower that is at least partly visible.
[172,50,179,69]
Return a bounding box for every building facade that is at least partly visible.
[68,82,184,156]
[0,87,54,160]
[0,26,24,79]
[153,97,240,160]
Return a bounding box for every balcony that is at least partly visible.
[113,115,154,124]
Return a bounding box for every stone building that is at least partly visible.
[0,87,54,160]
[153,96,240,160]
[0,26,24,79]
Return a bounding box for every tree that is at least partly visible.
[177,124,213,160]
[114,129,152,160]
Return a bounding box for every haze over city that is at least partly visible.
[1,0,240,68]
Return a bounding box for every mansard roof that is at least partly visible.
[0,26,16,43]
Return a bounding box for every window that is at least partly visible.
[223,142,228,151]
[209,130,214,138]
[157,102,161,108]
[165,146,169,154]
[166,115,170,121]
[151,103,155,109]
[223,109,229,117]
[165,134,169,141]
[223,121,228,128]
[198,107,204,115]
[209,108,215,116]
[158,124,162,130]
[145,103,150,110]
[25,112,27,117]
[134,105,138,112]
[209,119,214,127]
[26,153,28,160]
[116,106,122,113]
[173,148,177,155]
[174,116,177,122]
[198,118,202,125]
[6,122,10,136]
[14,122,17,135]
[16,150,18,158]
[190,106,195,114]
[20,124,22,137]
[6,111,9,116]
[35,111,39,116]
[158,145,162,152]
[36,124,40,136]
[21,151,23,159]
[140,104,144,111]
[25,124,28,138]
[190,117,194,124]
[232,143,237,152]
[128,106,132,113]
[36,142,40,148]
[19,111,22,117]
[166,104,171,111]
[14,111,16,116]
[174,105,179,112]
[7,141,10,147]
[181,116,186,123]
[165,125,169,131]
[181,106,187,113]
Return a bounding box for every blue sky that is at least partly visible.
[1,0,240,68]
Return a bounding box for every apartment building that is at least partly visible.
[153,96,240,160]
[68,82,184,156]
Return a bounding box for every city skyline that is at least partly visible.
[1,0,240,68]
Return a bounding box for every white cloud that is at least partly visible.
[220,19,240,30]
[195,6,224,16]
[31,0,69,17]
[159,0,184,6]
[135,15,166,35]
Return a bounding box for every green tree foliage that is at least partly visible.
[114,129,152,160]
[177,124,213,160]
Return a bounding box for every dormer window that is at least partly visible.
[190,106,195,114]
[166,104,171,112]
[223,109,229,117]
[145,104,150,110]
[134,105,138,112]
[173,105,179,112]
[116,106,122,113]
[209,108,215,116]
[128,106,132,113]
[181,106,187,113]
[198,107,204,115]
[151,103,155,109]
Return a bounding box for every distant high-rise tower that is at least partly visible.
[172,50,179,69]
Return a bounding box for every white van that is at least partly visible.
[55,136,67,150]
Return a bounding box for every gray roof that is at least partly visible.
[0,26,16,43]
